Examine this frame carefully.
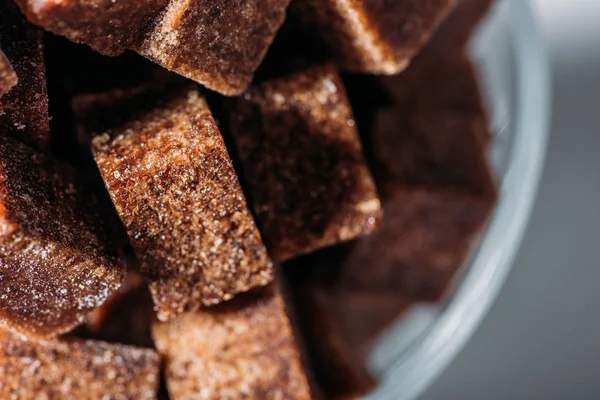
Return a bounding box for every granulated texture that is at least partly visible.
[135,0,291,95]
[293,0,455,74]
[0,50,17,98]
[15,0,168,56]
[0,1,49,151]
[18,0,290,95]
[73,84,163,148]
[340,112,496,296]
[90,87,274,320]
[0,329,159,400]
[71,69,187,132]
[231,64,382,261]
[0,136,125,338]
[152,285,312,400]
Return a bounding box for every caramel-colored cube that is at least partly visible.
[380,0,495,143]
[0,136,125,338]
[0,1,49,151]
[231,64,382,261]
[284,114,495,398]
[134,0,291,95]
[152,285,313,400]
[285,250,417,399]
[293,0,455,74]
[18,0,291,95]
[341,112,496,296]
[282,4,496,396]
[0,329,159,400]
[90,86,273,320]
[15,0,167,56]
[286,282,376,399]
[382,57,487,121]
[0,50,17,98]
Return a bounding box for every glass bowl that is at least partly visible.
[366,0,551,398]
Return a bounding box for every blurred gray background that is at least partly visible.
[422,0,600,398]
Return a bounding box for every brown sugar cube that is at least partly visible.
[15,0,168,56]
[152,285,313,400]
[380,0,495,143]
[293,0,455,74]
[17,0,290,95]
[0,50,17,98]
[286,283,376,399]
[0,329,159,400]
[0,136,125,338]
[291,290,416,399]
[90,86,274,320]
[283,110,496,399]
[134,0,291,95]
[338,112,496,296]
[0,1,49,151]
[383,56,490,144]
[383,56,487,121]
[230,64,382,261]
[284,251,419,399]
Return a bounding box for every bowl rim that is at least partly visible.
[366,1,552,398]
